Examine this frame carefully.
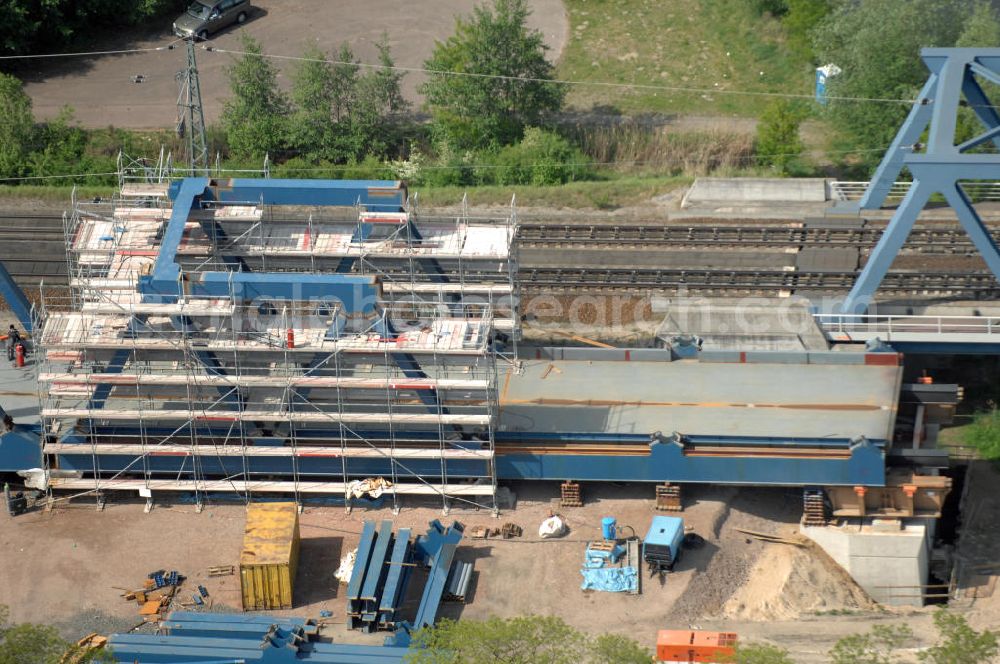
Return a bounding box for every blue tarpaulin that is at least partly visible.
[580,566,638,593]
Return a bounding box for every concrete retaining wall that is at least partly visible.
[682,177,829,206]
[803,520,932,607]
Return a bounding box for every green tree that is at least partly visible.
[26,106,115,185]
[420,0,564,150]
[830,624,913,664]
[0,73,35,179]
[755,99,806,175]
[812,0,973,173]
[330,42,360,123]
[0,604,113,664]
[920,609,999,664]
[589,633,652,664]
[289,42,336,159]
[407,615,587,664]
[359,34,409,116]
[351,34,409,158]
[222,34,289,160]
[406,615,649,664]
[724,642,795,664]
[782,0,830,62]
[0,1,185,56]
[956,1,1000,46]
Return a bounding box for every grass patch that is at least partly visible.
[959,410,1000,465]
[0,185,116,206]
[557,0,812,116]
[0,175,693,211]
[413,174,691,209]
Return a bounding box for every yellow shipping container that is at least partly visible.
[239,502,300,610]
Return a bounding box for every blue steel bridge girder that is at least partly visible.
[844,48,1000,313]
[55,431,888,487]
[144,177,400,307]
[373,316,453,419]
[0,259,34,334]
[168,314,246,413]
[334,213,450,286]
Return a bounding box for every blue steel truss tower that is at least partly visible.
[843,48,1000,313]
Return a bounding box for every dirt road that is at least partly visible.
[19,0,568,129]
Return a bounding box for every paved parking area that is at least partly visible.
[19,0,568,128]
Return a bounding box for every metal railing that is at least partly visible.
[831,180,1000,202]
[814,313,1000,338]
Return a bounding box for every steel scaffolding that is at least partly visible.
[38,172,517,513]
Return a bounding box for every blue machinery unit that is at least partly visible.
[844,48,1000,312]
[643,515,685,575]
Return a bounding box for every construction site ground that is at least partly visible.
[3,470,1000,662]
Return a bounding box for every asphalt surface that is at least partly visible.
[19,0,569,128]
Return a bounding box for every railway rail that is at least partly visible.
[517,223,994,251]
[519,267,1000,294]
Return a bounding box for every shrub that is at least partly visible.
[755,99,807,175]
[493,128,590,186]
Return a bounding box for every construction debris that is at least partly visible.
[500,522,522,539]
[347,477,393,500]
[207,565,234,577]
[120,569,186,623]
[539,515,567,538]
[468,522,522,540]
[335,549,357,585]
[735,528,808,547]
[468,525,495,539]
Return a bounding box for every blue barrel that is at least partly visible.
[601,517,617,540]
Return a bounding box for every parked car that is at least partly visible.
[173,0,251,40]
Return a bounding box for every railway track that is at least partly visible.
[517,223,993,251]
[519,267,1000,294]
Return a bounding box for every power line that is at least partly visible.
[0,172,118,182]
[204,45,917,107]
[0,39,184,61]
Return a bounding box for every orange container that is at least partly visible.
[656,630,737,663]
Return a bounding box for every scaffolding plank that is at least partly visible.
[46,478,496,496]
[41,313,492,355]
[41,408,491,426]
[39,373,490,391]
[119,183,169,198]
[43,338,489,356]
[44,443,494,460]
[80,301,236,316]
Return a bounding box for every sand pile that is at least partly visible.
[721,542,874,620]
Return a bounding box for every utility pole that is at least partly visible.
[175,38,209,176]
